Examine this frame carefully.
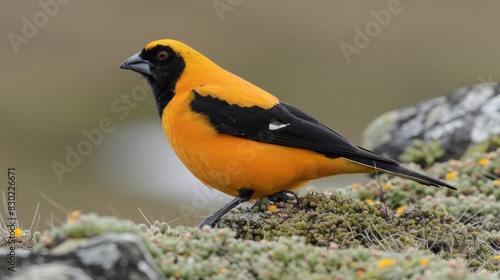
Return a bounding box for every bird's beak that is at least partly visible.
[119,52,153,76]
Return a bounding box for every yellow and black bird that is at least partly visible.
[120,39,455,228]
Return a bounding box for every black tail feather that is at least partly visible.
[344,152,456,190]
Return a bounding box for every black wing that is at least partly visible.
[190,90,456,190]
[191,90,391,160]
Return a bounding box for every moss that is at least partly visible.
[400,139,446,167]
[481,230,500,251]
[33,214,498,279]
[462,135,500,160]
[34,212,137,252]
[399,136,500,168]
[341,149,500,228]
[218,191,499,272]
[0,196,41,251]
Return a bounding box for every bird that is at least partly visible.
[119,39,456,228]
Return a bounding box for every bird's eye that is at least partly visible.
[157,50,168,60]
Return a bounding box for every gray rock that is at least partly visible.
[0,233,165,280]
[362,83,500,161]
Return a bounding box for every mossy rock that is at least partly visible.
[25,214,499,279]
[218,191,498,272]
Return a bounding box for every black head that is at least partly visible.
[120,42,186,117]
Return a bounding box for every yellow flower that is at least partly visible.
[384,182,393,191]
[420,259,429,266]
[68,210,81,224]
[364,199,374,205]
[378,258,396,269]
[396,206,405,216]
[493,179,500,186]
[268,205,277,212]
[477,158,490,166]
[493,255,500,260]
[445,171,458,180]
[14,227,22,237]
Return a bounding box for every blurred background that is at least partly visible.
[1,1,499,230]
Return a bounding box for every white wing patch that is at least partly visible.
[269,121,290,131]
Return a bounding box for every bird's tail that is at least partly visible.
[343,148,456,190]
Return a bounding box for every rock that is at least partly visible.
[0,233,165,280]
[362,83,500,161]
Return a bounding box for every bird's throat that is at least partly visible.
[152,85,175,117]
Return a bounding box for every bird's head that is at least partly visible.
[120,39,216,116]
[120,39,190,86]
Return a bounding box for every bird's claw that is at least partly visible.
[266,190,299,204]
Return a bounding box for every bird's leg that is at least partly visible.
[198,188,254,228]
[266,190,299,204]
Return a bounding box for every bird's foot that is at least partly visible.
[266,190,299,204]
[252,190,299,211]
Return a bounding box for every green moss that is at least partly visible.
[33,214,498,279]
[218,191,499,272]
[364,149,499,231]
[481,230,500,251]
[462,135,500,160]
[399,139,446,167]
[34,212,137,252]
